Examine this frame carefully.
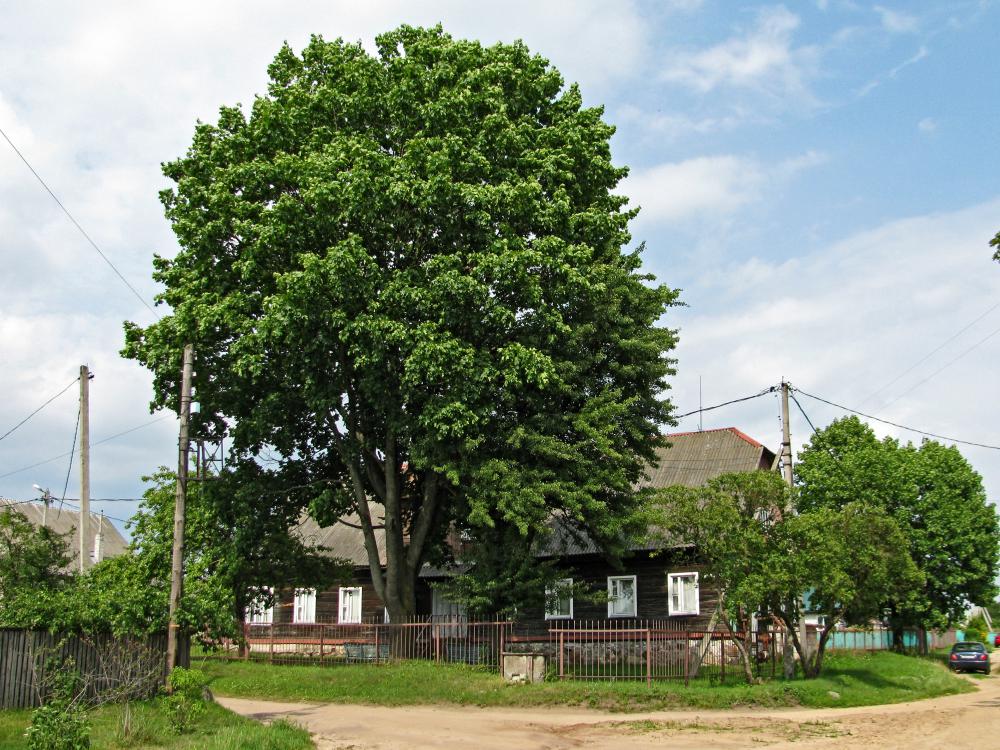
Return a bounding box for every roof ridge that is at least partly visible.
[664,426,767,450]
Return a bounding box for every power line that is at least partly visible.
[60,406,81,503]
[674,386,778,420]
[0,125,159,318]
[0,415,172,480]
[789,390,818,435]
[54,499,129,525]
[792,387,1000,451]
[0,377,78,443]
[874,321,1000,412]
[859,300,1000,410]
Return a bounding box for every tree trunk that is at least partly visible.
[690,601,722,679]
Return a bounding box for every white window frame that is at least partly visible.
[293,587,317,624]
[667,572,700,616]
[545,578,574,620]
[607,575,637,618]
[246,586,273,624]
[338,586,363,624]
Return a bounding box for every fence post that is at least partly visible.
[559,631,564,680]
[720,634,726,684]
[646,629,652,687]
[243,622,249,661]
[269,624,274,663]
[374,625,380,664]
[320,624,325,662]
[684,631,690,687]
[434,623,440,663]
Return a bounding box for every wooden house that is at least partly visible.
[260,427,776,628]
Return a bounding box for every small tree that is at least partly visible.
[654,472,919,680]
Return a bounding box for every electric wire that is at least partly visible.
[56,406,81,519]
[0,125,159,318]
[0,377,78,443]
[792,387,1000,451]
[858,300,1000,409]
[0,415,172,480]
[874,321,1000,412]
[674,386,778,420]
[789,391,818,435]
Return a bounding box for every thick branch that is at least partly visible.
[406,470,440,570]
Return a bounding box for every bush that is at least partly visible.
[166,666,209,734]
[964,614,990,644]
[24,702,91,750]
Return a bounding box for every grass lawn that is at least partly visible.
[198,650,975,712]
[0,699,312,750]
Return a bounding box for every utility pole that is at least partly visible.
[79,365,91,572]
[780,380,793,487]
[779,379,809,675]
[166,344,194,675]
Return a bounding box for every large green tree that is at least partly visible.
[796,417,1000,641]
[124,26,679,622]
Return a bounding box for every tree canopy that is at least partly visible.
[654,471,918,678]
[123,26,679,621]
[0,508,72,612]
[796,416,1000,635]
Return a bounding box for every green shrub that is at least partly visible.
[24,699,90,750]
[964,614,990,644]
[166,666,209,734]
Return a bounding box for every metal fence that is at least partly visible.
[519,620,784,685]
[226,617,513,669]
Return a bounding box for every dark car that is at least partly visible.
[949,642,991,674]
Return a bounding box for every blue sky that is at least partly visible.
[1,0,998,538]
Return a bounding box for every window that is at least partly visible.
[246,586,273,624]
[668,572,699,616]
[338,586,362,623]
[545,578,574,620]
[293,588,316,624]
[607,575,637,618]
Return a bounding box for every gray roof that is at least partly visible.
[294,502,386,567]
[645,427,777,489]
[296,428,776,566]
[0,498,129,567]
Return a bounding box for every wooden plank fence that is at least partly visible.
[0,629,187,709]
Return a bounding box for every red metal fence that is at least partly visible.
[232,617,513,669]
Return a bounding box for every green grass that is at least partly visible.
[0,699,312,750]
[197,650,975,712]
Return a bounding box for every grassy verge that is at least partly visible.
[0,699,312,750]
[199,650,975,712]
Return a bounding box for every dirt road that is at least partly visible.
[219,671,1000,750]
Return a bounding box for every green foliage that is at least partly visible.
[0,509,74,625]
[963,613,990,644]
[23,662,90,750]
[166,668,209,734]
[123,25,679,621]
[990,229,999,262]
[3,467,348,638]
[796,417,1000,633]
[653,471,920,678]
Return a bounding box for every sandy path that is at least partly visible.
[219,668,1000,750]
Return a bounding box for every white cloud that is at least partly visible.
[671,198,1000,503]
[918,117,938,133]
[660,6,821,108]
[624,150,827,225]
[874,5,919,34]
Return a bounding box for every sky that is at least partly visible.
[1,0,999,540]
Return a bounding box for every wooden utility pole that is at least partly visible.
[79,365,91,572]
[166,344,194,674]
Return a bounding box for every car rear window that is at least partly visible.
[953,642,985,652]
